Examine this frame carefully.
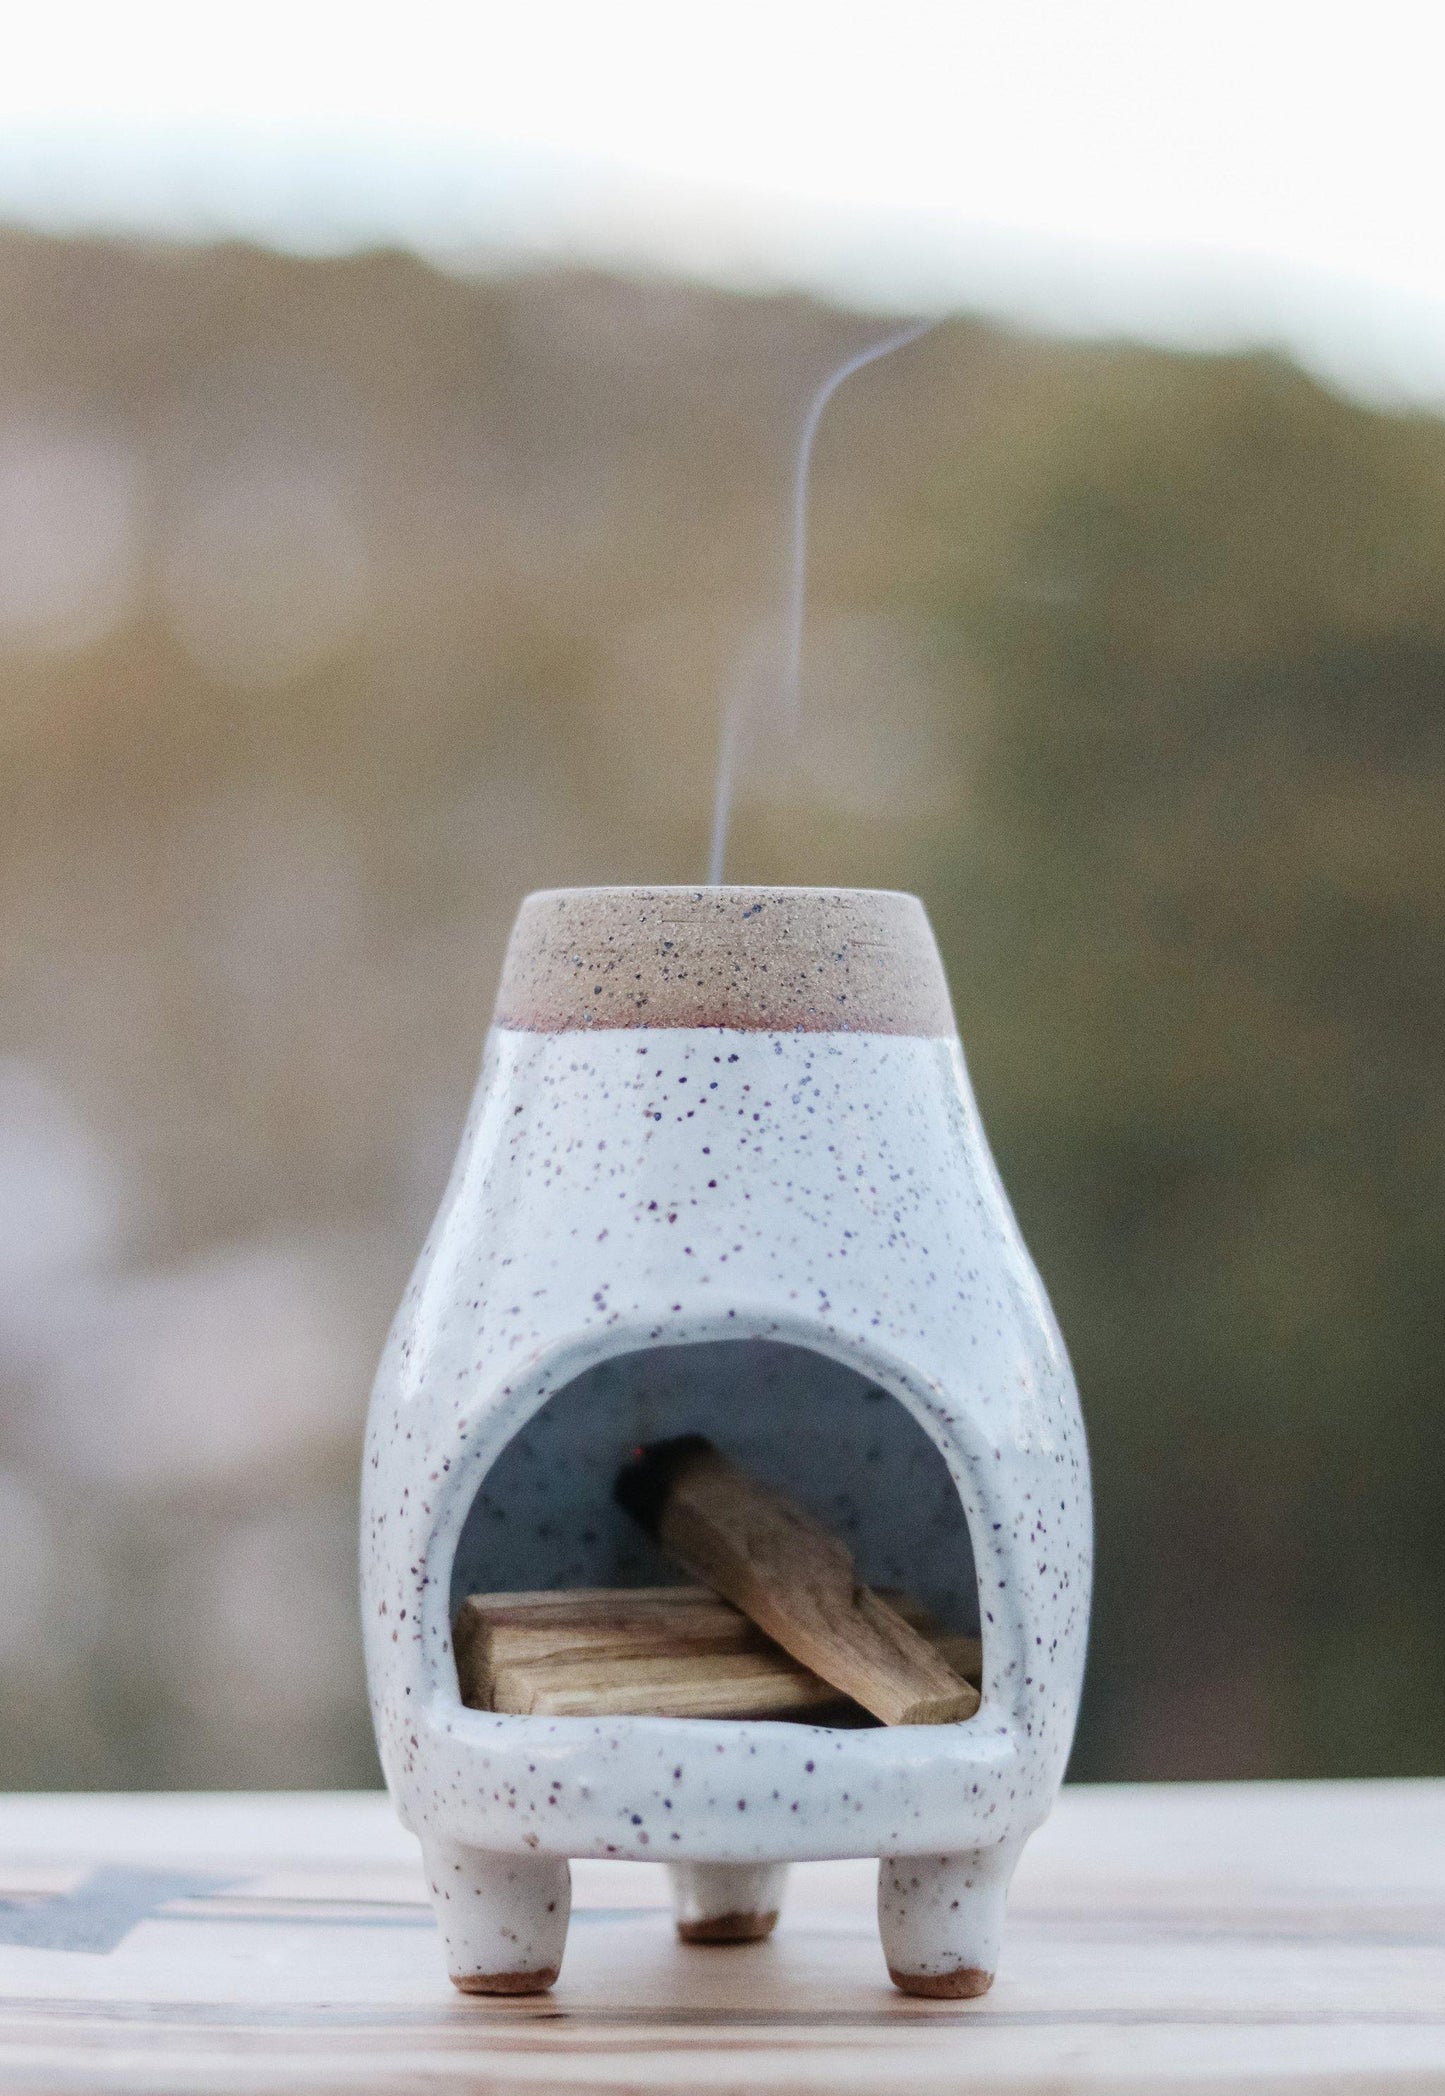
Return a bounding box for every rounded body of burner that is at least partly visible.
[362,887,1091,1998]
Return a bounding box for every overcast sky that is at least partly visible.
[4,0,1444,403]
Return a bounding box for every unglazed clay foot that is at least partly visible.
[670,1862,787,1946]
[451,1966,560,1996]
[878,1846,1015,2000]
[887,1962,994,1999]
[421,1841,570,1995]
[677,1909,780,1944]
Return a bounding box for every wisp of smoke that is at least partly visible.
[708,317,935,885]
[707,627,773,887]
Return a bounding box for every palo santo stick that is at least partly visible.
[935,1633,984,1685]
[875,1587,941,1633]
[453,1587,754,1708]
[489,1646,847,1720]
[877,1590,984,1687]
[615,1437,979,1726]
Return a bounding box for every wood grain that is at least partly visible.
[453,1586,976,1722]
[620,1440,978,1724]
[453,1587,757,1708]
[3,1783,1441,2093]
[488,1646,851,1719]
[876,1590,983,1685]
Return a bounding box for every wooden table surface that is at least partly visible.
[1,1782,1443,2093]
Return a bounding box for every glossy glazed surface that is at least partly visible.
[363,1025,1089,1863]
[362,886,1091,1993]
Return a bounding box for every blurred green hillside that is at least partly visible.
[0,231,1439,1786]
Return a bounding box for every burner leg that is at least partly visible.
[421,1841,571,1994]
[877,1843,1016,1998]
[669,1861,788,1943]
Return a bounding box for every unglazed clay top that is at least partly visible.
[493,886,956,1035]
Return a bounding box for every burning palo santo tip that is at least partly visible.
[613,1433,716,1532]
[614,1435,980,1728]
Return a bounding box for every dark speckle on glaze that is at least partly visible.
[361,886,1091,2000]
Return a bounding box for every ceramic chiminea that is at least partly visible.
[362,886,1090,1998]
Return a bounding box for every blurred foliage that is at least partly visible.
[0,231,1439,1786]
[934,351,1445,1776]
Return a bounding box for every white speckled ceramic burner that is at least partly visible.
[363,886,1091,1998]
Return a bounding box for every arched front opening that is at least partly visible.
[449,1336,980,1643]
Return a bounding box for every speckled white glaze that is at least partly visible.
[362,887,1091,1997]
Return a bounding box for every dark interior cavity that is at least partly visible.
[450,1337,979,1634]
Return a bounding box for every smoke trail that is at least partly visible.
[708,316,935,884]
[780,317,935,735]
[707,628,771,887]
